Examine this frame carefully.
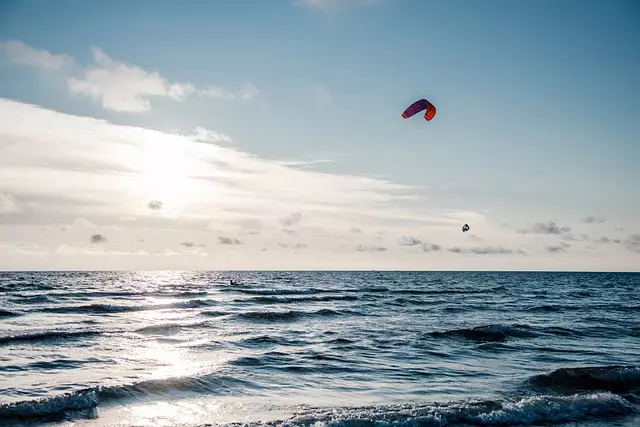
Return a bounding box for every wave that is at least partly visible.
[219,285,504,298]
[236,308,352,322]
[253,392,635,426]
[423,323,589,343]
[40,299,215,315]
[0,390,99,422]
[200,310,233,318]
[8,294,52,304]
[237,335,310,348]
[198,308,356,321]
[134,321,207,335]
[426,324,540,342]
[391,286,505,295]
[529,365,640,393]
[0,330,105,346]
[389,296,439,306]
[233,295,359,304]
[0,309,21,318]
[527,304,568,313]
[220,287,337,296]
[231,352,358,374]
[50,290,209,299]
[1,358,103,373]
[359,286,389,293]
[527,303,639,314]
[0,373,252,422]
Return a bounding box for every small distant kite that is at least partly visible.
[402,99,436,121]
[462,224,470,233]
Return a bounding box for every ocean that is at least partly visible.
[0,271,638,427]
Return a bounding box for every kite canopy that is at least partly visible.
[462,224,470,232]
[402,99,436,121]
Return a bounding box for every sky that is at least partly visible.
[0,0,639,271]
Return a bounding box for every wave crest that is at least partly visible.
[529,365,640,392]
[268,393,634,426]
[427,324,539,342]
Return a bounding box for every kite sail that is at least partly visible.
[462,224,470,232]
[401,99,436,121]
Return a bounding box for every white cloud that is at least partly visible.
[0,193,20,214]
[0,40,73,70]
[66,47,197,113]
[0,41,259,113]
[201,82,260,101]
[186,127,233,144]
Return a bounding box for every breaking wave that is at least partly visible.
[247,393,635,426]
[0,373,254,422]
[529,365,640,393]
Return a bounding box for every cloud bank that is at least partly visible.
[0,98,637,270]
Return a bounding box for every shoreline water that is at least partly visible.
[1,271,638,426]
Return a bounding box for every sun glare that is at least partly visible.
[133,134,199,217]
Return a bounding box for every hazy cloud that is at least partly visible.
[625,234,640,254]
[90,234,106,244]
[218,236,242,245]
[356,244,387,252]
[583,216,606,224]
[0,98,520,270]
[398,236,421,246]
[448,245,520,255]
[181,241,206,248]
[201,82,259,101]
[0,40,72,70]
[74,218,97,228]
[517,221,571,235]
[187,127,232,144]
[546,242,570,253]
[148,200,163,210]
[561,233,588,242]
[0,193,20,214]
[469,246,514,255]
[597,236,621,244]
[356,245,387,252]
[280,212,303,227]
[421,243,442,252]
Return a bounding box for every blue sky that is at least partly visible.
[0,0,639,270]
